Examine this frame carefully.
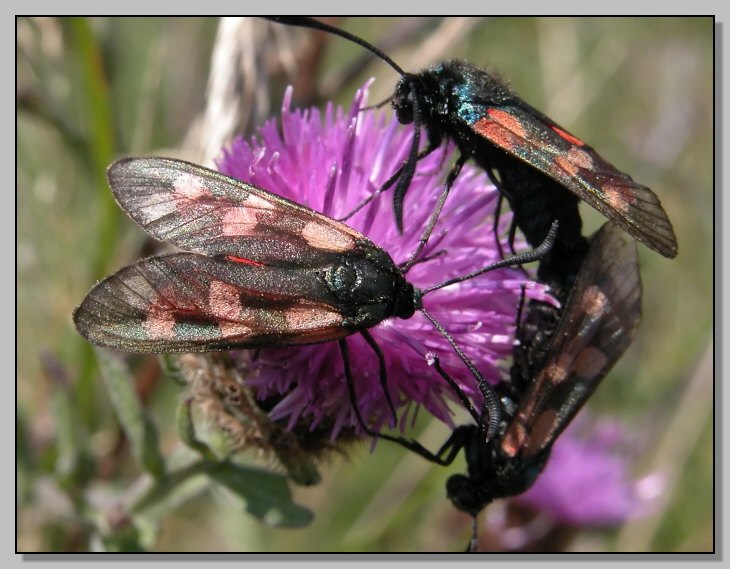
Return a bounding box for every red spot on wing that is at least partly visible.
[226,256,265,267]
[551,125,585,147]
[523,409,559,457]
[173,172,211,199]
[284,305,344,331]
[500,420,527,458]
[554,155,579,177]
[560,147,594,173]
[141,285,181,340]
[603,183,637,213]
[209,280,255,337]
[222,207,260,236]
[301,220,356,252]
[474,108,529,153]
[143,303,176,340]
[487,108,529,137]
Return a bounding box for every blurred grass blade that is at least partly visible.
[17,408,33,504]
[95,350,165,479]
[208,462,314,528]
[64,17,121,428]
[41,352,95,490]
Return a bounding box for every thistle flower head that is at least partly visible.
[218,82,553,438]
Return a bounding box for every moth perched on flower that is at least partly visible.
[74,83,553,443]
[266,17,677,305]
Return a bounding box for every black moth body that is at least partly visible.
[265,17,677,301]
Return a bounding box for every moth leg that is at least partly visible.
[402,153,468,273]
[359,329,398,427]
[492,192,506,260]
[507,215,520,258]
[468,517,479,553]
[400,248,447,270]
[338,339,458,465]
[508,285,531,396]
[505,213,531,280]
[434,423,477,466]
[339,143,439,223]
[487,169,526,276]
[430,354,480,424]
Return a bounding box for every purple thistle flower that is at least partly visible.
[217,81,553,438]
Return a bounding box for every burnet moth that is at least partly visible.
[431,221,641,551]
[73,157,556,453]
[264,17,676,296]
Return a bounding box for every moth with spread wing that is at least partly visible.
[74,156,555,453]
[74,157,418,354]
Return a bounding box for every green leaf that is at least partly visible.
[130,459,212,516]
[208,462,314,528]
[95,350,165,478]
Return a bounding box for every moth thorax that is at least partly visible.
[326,257,401,310]
[330,264,358,295]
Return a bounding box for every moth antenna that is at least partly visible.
[264,17,406,76]
[359,93,394,112]
[421,220,558,294]
[420,308,501,440]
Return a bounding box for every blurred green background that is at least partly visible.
[17,17,713,552]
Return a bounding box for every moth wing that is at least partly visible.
[107,157,364,264]
[73,253,350,353]
[472,105,677,258]
[500,222,642,460]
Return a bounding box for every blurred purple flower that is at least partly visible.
[512,414,660,526]
[217,81,553,438]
